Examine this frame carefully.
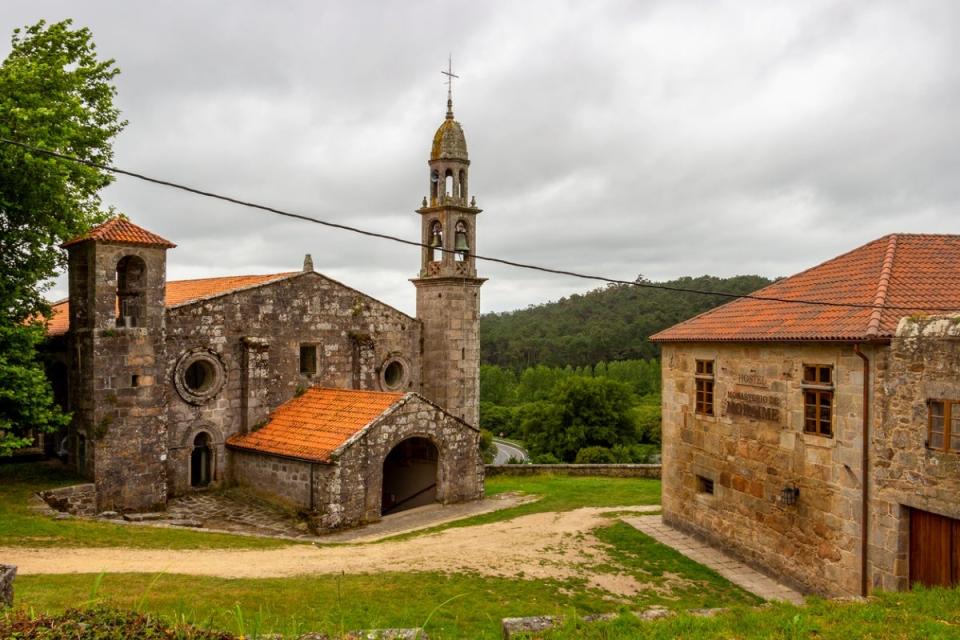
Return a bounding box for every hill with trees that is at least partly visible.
[478,274,774,462]
[480,275,775,370]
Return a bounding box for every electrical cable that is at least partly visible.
[3,136,960,314]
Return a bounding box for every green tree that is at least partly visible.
[523,377,636,462]
[479,364,518,405]
[0,20,125,456]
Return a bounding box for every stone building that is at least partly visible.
[652,234,960,596]
[42,96,486,527]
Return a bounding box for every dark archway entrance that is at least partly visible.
[191,432,212,487]
[381,437,438,516]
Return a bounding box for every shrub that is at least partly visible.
[611,443,659,463]
[531,452,561,464]
[0,606,235,639]
[574,446,617,464]
[478,429,497,464]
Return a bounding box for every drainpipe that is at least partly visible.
[854,343,870,597]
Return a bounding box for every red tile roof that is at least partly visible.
[62,217,176,248]
[44,272,299,336]
[651,234,960,342]
[227,387,406,462]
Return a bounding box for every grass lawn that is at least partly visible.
[0,461,290,549]
[532,587,960,639]
[0,461,661,548]
[14,520,760,639]
[376,473,662,542]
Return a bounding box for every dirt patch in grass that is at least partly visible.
[3,505,661,597]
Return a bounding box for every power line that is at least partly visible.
[4,136,960,314]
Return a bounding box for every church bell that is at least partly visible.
[454,230,469,251]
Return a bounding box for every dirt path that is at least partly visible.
[1,506,660,596]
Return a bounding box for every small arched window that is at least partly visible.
[429,221,443,262]
[191,432,212,487]
[458,169,467,201]
[116,255,147,327]
[444,169,454,198]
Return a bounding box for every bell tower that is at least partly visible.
[64,216,172,512]
[413,66,484,427]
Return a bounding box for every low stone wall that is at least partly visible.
[39,483,97,516]
[0,564,15,608]
[485,464,661,479]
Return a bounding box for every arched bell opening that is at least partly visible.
[444,169,454,198]
[458,169,467,202]
[430,169,440,203]
[116,255,147,328]
[454,220,470,262]
[190,432,213,488]
[381,437,439,516]
[428,220,443,263]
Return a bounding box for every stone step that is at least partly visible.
[122,512,167,522]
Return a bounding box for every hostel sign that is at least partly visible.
[724,387,781,423]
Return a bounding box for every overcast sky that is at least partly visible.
[4,1,960,315]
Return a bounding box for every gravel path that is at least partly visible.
[1,505,661,596]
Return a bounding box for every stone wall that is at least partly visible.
[0,564,14,608]
[660,342,883,596]
[869,316,960,591]
[164,272,421,497]
[226,394,482,531]
[40,483,97,516]
[229,449,315,509]
[485,464,662,478]
[414,277,482,428]
[66,240,169,513]
[315,394,483,530]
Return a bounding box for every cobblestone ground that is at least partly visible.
[622,515,805,605]
[166,491,311,538]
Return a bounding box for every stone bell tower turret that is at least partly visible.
[64,216,173,512]
[412,71,485,427]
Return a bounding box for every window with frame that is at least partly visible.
[299,344,318,376]
[928,400,960,453]
[695,359,715,416]
[802,365,833,437]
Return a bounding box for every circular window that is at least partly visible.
[174,349,226,405]
[380,356,409,391]
[184,360,216,394]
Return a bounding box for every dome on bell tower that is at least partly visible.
[431,112,468,161]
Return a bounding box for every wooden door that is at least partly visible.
[909,508,960,588]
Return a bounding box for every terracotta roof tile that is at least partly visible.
[226,387,405,462]
[62,217,176,248]
[44,272,299,336]
[651,234,960,342]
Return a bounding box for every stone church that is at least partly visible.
[43,96,486,529]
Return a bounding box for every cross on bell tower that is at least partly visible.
[412,60,485,427]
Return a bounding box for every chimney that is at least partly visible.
[303,254,314,272]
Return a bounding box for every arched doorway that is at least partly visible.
[190,432,212,487]
[381,437,438,516]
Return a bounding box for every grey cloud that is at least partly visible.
[4,0,960,314]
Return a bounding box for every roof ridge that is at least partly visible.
[649,235,896,341]
[865,234,898,338]
[167,272,298,284]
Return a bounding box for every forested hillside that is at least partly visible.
[480,275,774,369]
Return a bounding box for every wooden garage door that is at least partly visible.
[909,508,960,588]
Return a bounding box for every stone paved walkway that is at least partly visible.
[166,491,311,538]
[622,515,806,605]
[161,490,535,542]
